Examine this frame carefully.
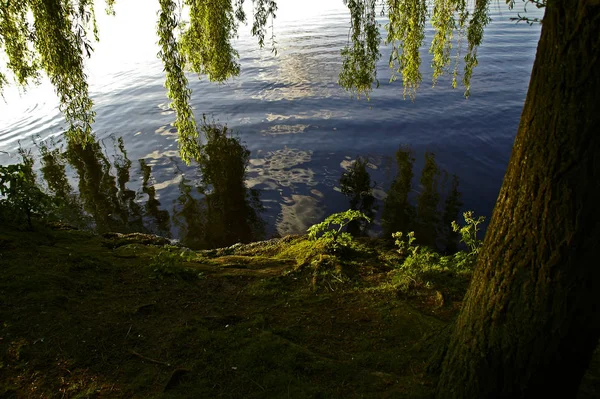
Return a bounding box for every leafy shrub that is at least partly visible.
[391,211,485,293]
[391,231,443,292]
[302,210,371,290]
[0,162,55,229]
[451,211,485,255]
[307,210,371,254]
[392,231,417,257]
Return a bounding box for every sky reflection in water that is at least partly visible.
[0,1,543,240]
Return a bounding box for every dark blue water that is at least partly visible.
[0,1,543,238]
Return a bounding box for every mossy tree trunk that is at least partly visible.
[436,0,600,397]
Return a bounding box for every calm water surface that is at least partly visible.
[0,1,543,239]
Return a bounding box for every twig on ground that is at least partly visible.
[129,349,170,366]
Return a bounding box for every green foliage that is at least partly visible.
[341,0,493,99]
[156,0,277,162]
[0,0,277,163]
[393,243,442,293]
[251,0,278,53]
[158,0,277,161]
[430,0,464,88]
[157,0,199,164]
[451,210,485,254]
[0,0,99,144]
[0,155,54,229]
[392,231,417,257]
[385,0,427,100]
[391,211,484,293]
[339,156,377,236]
[463,0,492,97]
[1,0,498,162]
[307,210,371,254]
[338,0,381,98]
[180,0,241,83]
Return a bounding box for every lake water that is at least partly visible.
[0,1,543,241]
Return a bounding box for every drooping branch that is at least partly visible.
[180,0,242,82]
[338,0,382,98]
[386,0,427,100]
[251,0,278,53]
[0,0,40,86]
[157,0,199,164]
[1,0,281,163]
[462,0,491,97]
[31,0,96,144]
[340,0,492,99]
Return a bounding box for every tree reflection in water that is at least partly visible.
[174,120,265,249]
[139,159,172,238]
[29,132,463,252]
[32,123,264,249]
[65,139,143,233]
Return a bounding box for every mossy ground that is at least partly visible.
[1,224,598,398]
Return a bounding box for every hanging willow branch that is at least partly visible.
[338,0,381,99]
[339,0,492,99]
[386,0,427,100]
[157,0,199,164]
[0,0,527,162]
[0,0,279,164]
[180,0,241,83]
[0,0,100,144]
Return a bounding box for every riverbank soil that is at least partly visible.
[1,224,598,398]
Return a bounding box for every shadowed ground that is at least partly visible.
[1,225,598,398]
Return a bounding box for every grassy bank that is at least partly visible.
[1,224,599,398]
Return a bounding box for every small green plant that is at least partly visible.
[392,230,441,291]
[391,211,484,294]
[307,210,371,254]
[392,231,417,257]
[451,211,485,254]
[0,162,55,229]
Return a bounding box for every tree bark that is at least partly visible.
[436,0,600,397]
